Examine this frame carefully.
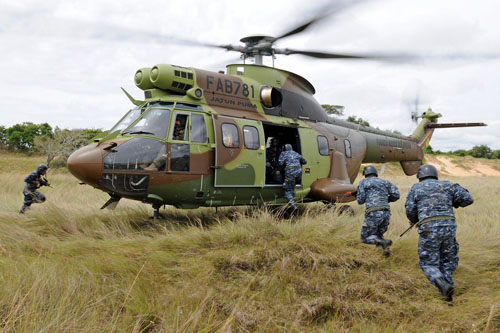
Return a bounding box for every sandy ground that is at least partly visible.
[425,155,500,177]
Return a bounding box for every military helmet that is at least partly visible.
[362,165,378,177]
[37,164,48,173]
[417,164,438,180]
[284,144,293,151]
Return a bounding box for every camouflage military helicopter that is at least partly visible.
[67,10,486,217]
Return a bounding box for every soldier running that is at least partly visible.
[278,144,307,209]
[356,165,400,256]
[20,164,49,214]
[405,164,473,302]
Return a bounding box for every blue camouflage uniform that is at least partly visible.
[405,179,473,287]
[21,170,47,211]
[357,177,400,244]
[278,150,307,205]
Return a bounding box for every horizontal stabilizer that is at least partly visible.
[426,122,487,128]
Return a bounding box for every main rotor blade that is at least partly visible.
[274,0,366,41]
[275,48,410,61]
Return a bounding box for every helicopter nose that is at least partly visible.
[67,144,103,185]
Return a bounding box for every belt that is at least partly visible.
[285,166,301,170]
[365,206,390,214]
[416,215,455,227]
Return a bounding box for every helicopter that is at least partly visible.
[66,7,487,218]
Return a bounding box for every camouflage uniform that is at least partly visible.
[173,126,185,140]
[266,147,282,184]
[405,179,473,287]
[278,148,306,206]
[357,177,400,244]
[20,168,48,213]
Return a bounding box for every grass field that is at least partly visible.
[0,152,499,332]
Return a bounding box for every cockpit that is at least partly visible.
[102,102,207,179]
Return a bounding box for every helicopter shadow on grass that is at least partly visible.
[129,202,356,232]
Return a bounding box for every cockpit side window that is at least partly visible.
[172,114,189,141]
[123,108,171,138]
[191,114,207,143]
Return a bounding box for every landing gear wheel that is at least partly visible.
[337,205,354,216]
[151,204,165,219]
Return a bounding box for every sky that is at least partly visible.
[1,0,499,151]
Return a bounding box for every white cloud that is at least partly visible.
[0,0,499,150]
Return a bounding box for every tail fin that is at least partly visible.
[410,108,441,154]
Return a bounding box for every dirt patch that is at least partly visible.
[425,155,500,177]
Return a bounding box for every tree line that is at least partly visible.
[0,122,102,167]
[2,120,499,167]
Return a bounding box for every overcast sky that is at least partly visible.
[1,0,499,151]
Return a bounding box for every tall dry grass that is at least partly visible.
[0,153,499,332]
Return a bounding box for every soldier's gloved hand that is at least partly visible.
[266,162,271,168]
[351,191,357,197]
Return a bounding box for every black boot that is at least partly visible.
[374,238,392,250]
[435,278,454,302]
[19,205,27,214]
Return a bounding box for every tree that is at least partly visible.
[491,150,500,159]
[0,125,7,148]
[34,128,91,166]
[469,145,492,158]
[322,104,345,116]
[346,116,370,127]
[6,122,52,151]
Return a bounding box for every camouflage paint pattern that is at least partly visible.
[68,63,439,209]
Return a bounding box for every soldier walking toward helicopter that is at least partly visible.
[405,164,473,302]
[356,165,400,256]
[20,164,50,214]
[278,144,307,209]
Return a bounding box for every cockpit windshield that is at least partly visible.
[108,107,144,133]
[123,108,172,139]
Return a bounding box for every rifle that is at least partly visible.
[40,177,53,188]
[400,223,415,237]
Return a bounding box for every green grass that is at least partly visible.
[0,153,499,331]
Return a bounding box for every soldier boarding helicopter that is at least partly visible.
[67,10,487,218]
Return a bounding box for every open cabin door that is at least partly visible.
[212,115,265,187]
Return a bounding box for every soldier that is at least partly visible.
[20,164,49,214]
[266,138,283,184]
[356,165,400,256]
[278,144,307,209]
[173,119,185,140]
[405,164,473,302]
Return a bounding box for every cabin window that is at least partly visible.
[344,139,352,158]
[221,123,240,148]
[317,136,329,156]
[191,114,207,143]
[172,114,189,141]
[243,126,259,150]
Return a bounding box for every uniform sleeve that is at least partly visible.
[388,182,400,203]
[24,172,39,186]
[356,181,366,205]
[405,186,418,224]
[278,152,286,167]
[452,183,474,208]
